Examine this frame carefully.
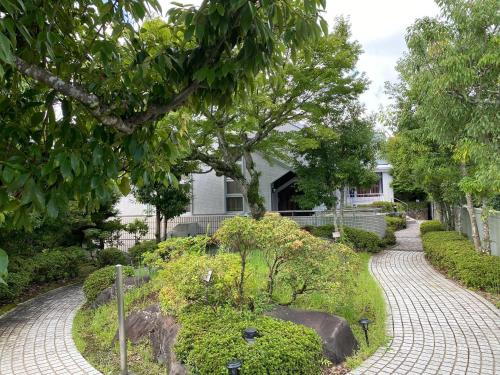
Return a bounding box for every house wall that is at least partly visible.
[252,153,291,211]
[191,168,226,214]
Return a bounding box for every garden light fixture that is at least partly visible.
[243,327,258,344]
[358,318,371,346]
[203,269,213,283]
[227,359,242,375]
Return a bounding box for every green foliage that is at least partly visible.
[384,216,407,231]
[128,240,158,265]
[125,219,149,243]
[361,201,401,213]
[96,248,129,268]
[1,0,326,228]
[420,220,445,235]
[157,253,252,315]
[0,248,7,285]
[175,307,323,375]
[142,236,213,268]
[381,229,397,247]
[422,232,500,294]
[343,227,383,253]
[0,269,32,303]
[83,265,134,304]
[307,224,335,239]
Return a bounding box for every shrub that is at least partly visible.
[175,307,323,375]
[128,240,158,265]
[359,201,402,213]
[309,224,335,239]
[420,220,445,235]
[342,227,383,253]
[32,247,86,283]
[382,228,397,247]
[157,253,253,314]
[0,270,33,303]
[422,231,500,294]
[384,216,406,231]
[96,247,129,268]
[143,236,213,267]
[83,265,134,304]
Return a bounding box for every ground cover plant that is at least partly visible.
[422,231,500,295]
[420,220,445,235]
[74,214,387,374]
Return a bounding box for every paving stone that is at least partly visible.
[0,284,101,375]
[349,219,500,375]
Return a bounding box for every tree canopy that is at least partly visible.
[0,0,327,227]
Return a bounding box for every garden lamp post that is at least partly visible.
[243,327,258,344]
[358,318,371,346]
[227,359,242,375]
[116,265,128,375]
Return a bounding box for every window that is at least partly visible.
[354,173,383,197]
[225,178,244,212]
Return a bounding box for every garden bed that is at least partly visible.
[73,214,387,374]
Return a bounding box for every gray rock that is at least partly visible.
[265,306,358,364]
[116,304,187,375]
[92,275,150,308]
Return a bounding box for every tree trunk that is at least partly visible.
[481,201,491,254]
[155,208,161,243]
[162,218,168,241]
[243,151,266,219]
[461,164,481,251]
[456,205,462,234]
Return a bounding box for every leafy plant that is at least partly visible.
[83,265,134,304]
[420,220,445,235]
[175,307,323,375]
[125,219,149,244]
[96,248,129,268]
[142,236,212,268]
[128,240,158,265]
[384,216,407,231]
[0,248,7,285]
[342,227,383,253]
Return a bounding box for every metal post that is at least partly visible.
[116,265,128,375]
[364,328,370,346]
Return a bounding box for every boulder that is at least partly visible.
[92,275,150,308]
[116,304,187,375]
[265,306,358,364]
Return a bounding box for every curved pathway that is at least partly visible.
[0,284,101,375]
[351,219,500,375]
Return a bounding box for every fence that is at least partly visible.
[115,209,387,250]
[454,206,500,257]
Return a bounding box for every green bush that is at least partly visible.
[128,240,158,265]
[175,307,323,375]
[309,224,335,238]
[382,228,397,247]
[422,231,500,294]
[343,227,383,253]
[358,201,402,213]
[83,265,134,304]
[32,247,86,283]
[0,270,33,303]
[143,236,213,267]
[420,220,445,235]
[96,247,129,268]
[384,216,407,231]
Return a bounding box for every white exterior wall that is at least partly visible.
[191,168,226,214]
[116,195,149,216]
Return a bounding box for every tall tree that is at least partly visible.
[0,0,326,228]
[186,19,366,218]
[387,0,499,251]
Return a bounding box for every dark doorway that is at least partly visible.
[271,172,303,212]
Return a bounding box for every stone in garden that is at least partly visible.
[92,275,150,308]
[265,306,358,364]
[115,304,187,375]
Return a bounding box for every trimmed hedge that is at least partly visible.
[175,307,323,375]
[343,226,383,253]
[385,216,406,231]
[382,228,397,247]
[422,231,500,294]
[420,220,445,235]
[83,265,134,304]
[0,248,87,303]
[96,247,129,268]
[128,240,158,265]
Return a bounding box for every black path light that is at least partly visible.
[243,327,258,344]
[227,359,243,375]
[358,318,371,346]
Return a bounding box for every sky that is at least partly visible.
[157,0,441,116]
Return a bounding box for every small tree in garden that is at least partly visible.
[215,216,258,304]
[125,219,149,244]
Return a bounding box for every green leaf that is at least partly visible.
[0,32,13,64]
[118,176,131,195]
[0,248,8,286]
[46,197,58,218]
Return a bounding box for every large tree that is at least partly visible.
[386,0,499,251]
[0,0,326,228]
[186,19,366,218]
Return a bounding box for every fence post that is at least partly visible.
[116,264,128,375]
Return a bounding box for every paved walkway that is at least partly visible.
[0,284,101,375]
[351,219,500,375]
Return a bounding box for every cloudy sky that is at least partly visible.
[157,0,441,115]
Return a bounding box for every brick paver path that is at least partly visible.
[351,219,500,375]
[0,284,101,375]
